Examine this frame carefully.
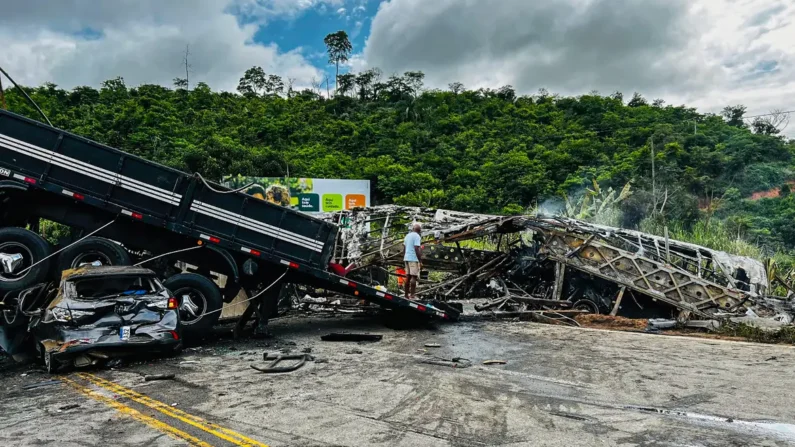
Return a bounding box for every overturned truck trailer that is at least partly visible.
[323,206,791,322]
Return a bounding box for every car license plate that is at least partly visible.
[119,326,131,341]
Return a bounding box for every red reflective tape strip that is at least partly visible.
[61,189,84,200]
[13,173,33,183]
[241,247,261,256]
[384,294,393,300]
[288,262,299,269]
[209,236,220,244]
[417,304,427,312]
[122,210,143,219]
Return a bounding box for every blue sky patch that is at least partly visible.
[73,27,103,41]
[232,1,378,78]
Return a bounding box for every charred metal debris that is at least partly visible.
[320,206,794,326]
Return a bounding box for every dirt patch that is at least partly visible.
[575,314,648,331]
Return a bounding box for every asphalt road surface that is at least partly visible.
[2,315,795,446]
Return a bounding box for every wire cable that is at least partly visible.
[194,172,255,194]
[134,245,203,266]
[19,219,116,275]
[197,269,289,318]
[0,65,53,126]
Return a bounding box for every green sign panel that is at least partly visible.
[322,194,343,211]
[298,193,320,212]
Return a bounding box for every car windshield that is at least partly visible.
[68,275,161,299]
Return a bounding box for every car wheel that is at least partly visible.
[56,237,131,273]
[0,227,52,292]
[164,273,222,337]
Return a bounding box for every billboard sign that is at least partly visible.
[221,175,370,213]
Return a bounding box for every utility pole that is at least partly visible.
[651,136,656,212]
[183,44,192,90]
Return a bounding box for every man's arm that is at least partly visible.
[413,236,422,265]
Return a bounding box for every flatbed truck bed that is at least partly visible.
[0,109,459,332]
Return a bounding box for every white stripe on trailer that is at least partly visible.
[241,247,253,254]
[339,279,349,286]
[61,189,75,197]
[0,133,182,205]
[121,209,133,216]
[189,202,323,253]
[376,292,386,298]
[0,131,328,254]
[279,259,291,266]
[409,302,418,309]
[192,201,324,250]
[199,234,211,240]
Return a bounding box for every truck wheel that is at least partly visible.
[56,237,131,272]
[164,273,222,336]
[0,227,52,292]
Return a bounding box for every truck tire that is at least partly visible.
[0,227,52,292]
[56,237,131,272]
[164,273,222,336]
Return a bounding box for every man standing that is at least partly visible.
[403,223,422,299]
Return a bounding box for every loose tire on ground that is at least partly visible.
[163,273,223,336]
[0,227,52,292]
[56,236,131,273]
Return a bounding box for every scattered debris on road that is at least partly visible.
[483,360,507,365]
[321,333,383,342]
[250,353,313,373]
[420,356,472,368]
[144,373,176,381]
[57,403,80,412]
[22,380,61,390]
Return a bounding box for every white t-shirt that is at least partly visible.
[404,232,421,262]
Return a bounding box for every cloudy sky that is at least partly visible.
[2,0,794,134]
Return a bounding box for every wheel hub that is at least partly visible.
[0,253,23,274]
[180,294,200,317]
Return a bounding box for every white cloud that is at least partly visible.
[227,0,344,23]
[337,7,347,17]
[362,0,795,136]
[0,0,325,91]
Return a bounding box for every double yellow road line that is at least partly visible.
[63,373,268,447]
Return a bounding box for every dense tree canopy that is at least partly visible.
[2,70,793,253]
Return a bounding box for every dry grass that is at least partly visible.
[575,314,648,330]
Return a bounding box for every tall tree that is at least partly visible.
[337,73,355,97]
[448,82,464,95]
[628,92,648,107]
[323,30,352,94]
[403,71,425,98]
[722,105,747,128]
[237,66,267,97]
[263,74,284,96]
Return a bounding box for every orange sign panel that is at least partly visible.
[345,194,366,209]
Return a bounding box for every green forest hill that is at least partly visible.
[2,69,794,262]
